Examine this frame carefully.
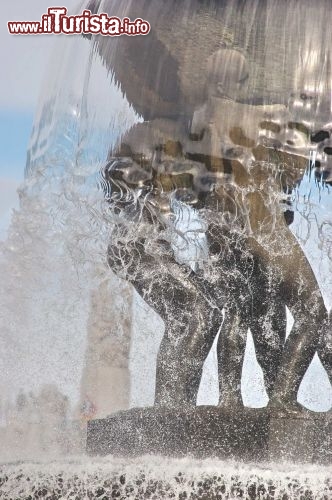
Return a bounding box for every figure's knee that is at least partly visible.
[316,318,332,378]
[251,318,285,355]
[155,336,213,407]
[286,296,327,349]
[291,290,327,325]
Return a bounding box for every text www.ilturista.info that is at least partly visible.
[8,7,151,36]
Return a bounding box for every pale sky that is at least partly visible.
[1,2,78,111]
[0,1,77,238]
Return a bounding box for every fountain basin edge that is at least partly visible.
[86,406,332,464]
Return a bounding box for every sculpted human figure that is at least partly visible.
[187,91,332,409]
[97,0,332,410]
[105,104,330,410]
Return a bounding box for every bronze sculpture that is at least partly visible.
[92,0,332,411]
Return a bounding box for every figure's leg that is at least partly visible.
[108,238,223,407]
[236,249,288,400]
[217,302,248,407]
[203,227,256,408]
[155,295,222,406]
[215,271,284,409]
[215,246,287,405]
[269,242,329,410]
[316,315,332,386]
[250,295,287,398]
[145,267,223,406]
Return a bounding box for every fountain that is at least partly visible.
[86,0,332,464]
[1,0,332,498]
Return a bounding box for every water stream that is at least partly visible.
[1,0,332,497]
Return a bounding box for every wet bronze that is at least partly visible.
[96,0,332,412]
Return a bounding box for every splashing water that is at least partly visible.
[1,456,332,499]
[0,15,140,456]
[1,1,332,497]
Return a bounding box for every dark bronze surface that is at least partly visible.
[97,0,332,413]
[87,406,332,464]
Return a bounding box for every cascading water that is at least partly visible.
[1,0,332,498]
